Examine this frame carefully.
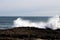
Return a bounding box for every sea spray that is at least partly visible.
[13,15,60,30]
[13,18,47,28]
[47,15,60,30]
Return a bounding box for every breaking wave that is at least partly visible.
[12,15,60,30]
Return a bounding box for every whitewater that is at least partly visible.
[13,15,60,30]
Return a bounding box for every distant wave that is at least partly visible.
[12,15,60,30]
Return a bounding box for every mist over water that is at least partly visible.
[13,15,60,30]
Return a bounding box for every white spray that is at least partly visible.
[47,15,60,30]
[13,15,60,30]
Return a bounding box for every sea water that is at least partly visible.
[0,16,49,29]
[0,16,60,30]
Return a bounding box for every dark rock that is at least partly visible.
[0,27,60,40]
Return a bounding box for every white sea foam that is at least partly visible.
[12,15,60,30]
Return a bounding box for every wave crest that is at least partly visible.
[13,15,60,30]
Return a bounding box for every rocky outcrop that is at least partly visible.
[0,27,59,40]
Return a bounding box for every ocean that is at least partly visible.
[0,16,60,30]
[0,16,49,29]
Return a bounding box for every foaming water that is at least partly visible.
[13,15,60,30]
[47,15,60,30]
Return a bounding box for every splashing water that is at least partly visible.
[13,15,60,30]
[47,15,60,30]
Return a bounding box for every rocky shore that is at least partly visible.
[0,27,60,40]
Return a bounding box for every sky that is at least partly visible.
[0,0,60,16]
